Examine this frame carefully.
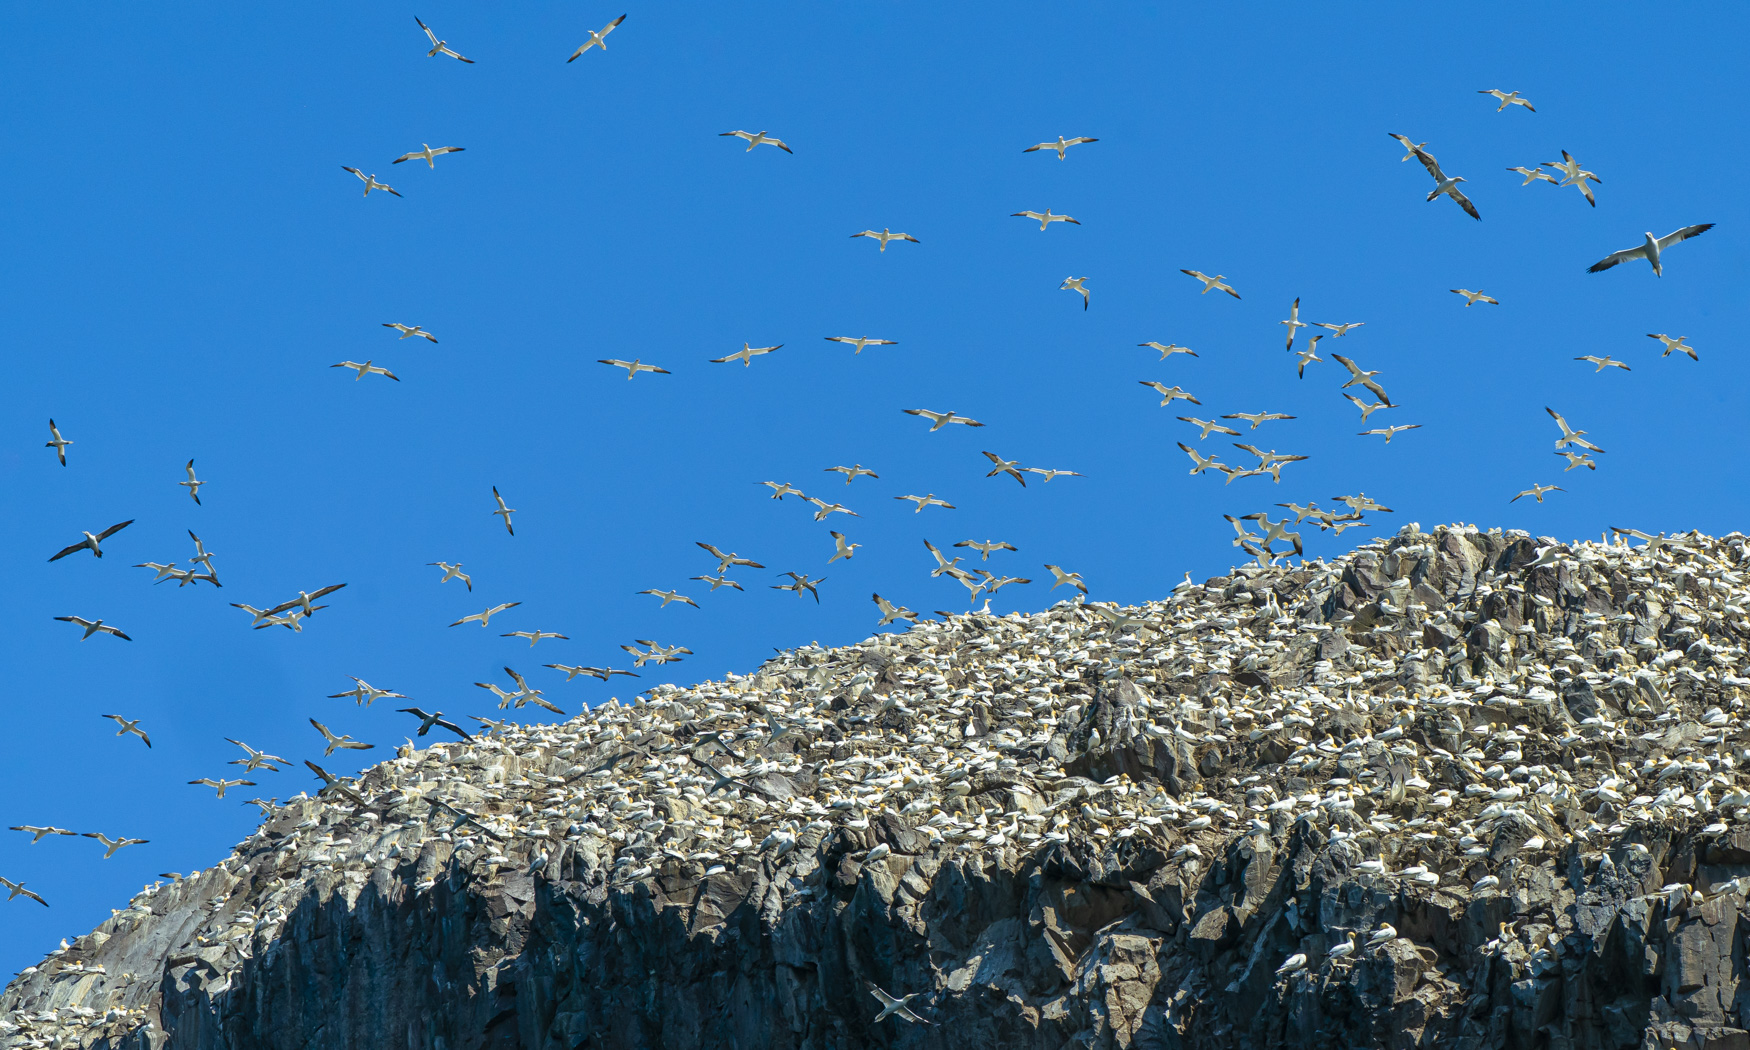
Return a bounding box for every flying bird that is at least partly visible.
[850,228,918,251]
[690,573,742,591]
[1508,165,1559,186]
[806,498,859,522]
[1013,209,1079,230]
[1359,424,1423,443]
[1575,355,1630,372]
[415,16,474,62]
[501,629,570,645]
[954,539,1017,560]
[761,481,805,500]
[9,826,76,843]
[1180,270,1240,299]
[0,877,47,908]
[823,336,896,354]
[1647,333,1697,360]
[382,322,438,342]
[903,408,983,431]
[49,520,134,562]
[1221,410,1296,430]
[1450,288,1498,306]
[398,707,473,740]
[1044,564,1088,595]
[258,584,347,619]
[869,985,930,1024]
[710,343,782,367]
[597,358,671,379]
[449,601,521,628]
[225,740,289,773]
[1178,416,1239,439]
[331,360,399,381]
[1546,407,1606,453]
[1392,138,1480,220]
[696,542,764,573]
[1023,467,1083,482]
[872,593,918,626]
[1176,443,1224,475]
[1295,334,1324,378]
[187,778,254,799]
[1023,136,1097,159]
[636,589,698,609]
[99,714,151,747]
[771,572,824,603]
[567,13,626,60]
[1140,382,1200,407]
[1554,449,1598,472]
[341,167,400,198]
[392,145,465,169]
[824,464,879,483]
[491,486,516,535]
[1311,321,1366,337]
[981,451,1027,486]
[177,459,204,504]
[45,420,72,465]
[1140,341,1197,360]
[309,718,373,757]
[1387,133,1427,161]
[828,532,860,563]
[1478,88,1535,112]
[1587,224,1713,277]
[55,615,131,641]
[84,832,149,859]
[1511,484,1563,504]
[1059,276,1090,309]
[1343,393,1392,421]
[1331,354,1393,404]
[1544,150,1601,206]
[894,494,955,512]
[427,561,472,590]
[544,664,638,681]
[720,130,792,153]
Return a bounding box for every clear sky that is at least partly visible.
[2,4,1744,972]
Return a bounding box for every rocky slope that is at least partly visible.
[9,523,1750,1050]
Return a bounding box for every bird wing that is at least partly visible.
[1449,186,1481,220]
[48,540,91,562]
[1587,246,1645,272]
[97,520,135,542]
[1656,223,1714,249]
[415,16,438,44]
[1360,378,1393,404]
[1409,147,1444,183]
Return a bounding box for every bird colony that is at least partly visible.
[6,18,1733,1050]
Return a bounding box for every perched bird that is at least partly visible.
[1059,276,1091,309]
[49,520,134,561]
[427,561,472,590]
[1508,165,1559,186]
[710,343,782,367]
[178,460,204,504]
[491,486,516,535]
[1044,564,1088,595]
[331,360,399,381]
[0,877,47,907]
[1587,224,1714,277]
[850,228,919,251]
[1479,88,1535,112]
[828,532,860,563]
[720,130,793,153]
[697,542,765,573]
[1450,288,1498,306]
[1546,407,1606,453]
[1331,354,1393,404]
[1394,138,1480,220]
[903,408,984,431]
[1275,953,1309,976]
[873,593,919,626]
[981,451,1028,486]
[636,589,698,609]
[1544,150,1602,206]
[415,16,474,62]
[309,719,373,757]
[100,714,151,747]
[597,358,671,379]
[1135,380,1200,408]
[1365,925,1397,950]
[567,13,626,60]
[823,336,896,354]
[1221,410,1296,430]
[1575,355,1630,372]
[1647,333,1697,360]
[501,629,570,645]
[391,145,465,170]
[869,984,930,1024]
[1281,297,1308,350]
[954,539,1017,560]
[341,167,400,198]
[397,707,473,740]
[83,832,148,859]
[1140,341,1197,360]
[1180,270,1241,299]
[45,419,73,465]
[1512,484,1563,504]
[382,322,438,343]
[1013,208,1080,230]
[55,616,132,641]
[449,601,521,628]
[1359,424,1422,443]
[187,778,254,799]
[825,464,879,484]
[895,493,955,512]
[771,572,824,603]
[1023,136,1098,159]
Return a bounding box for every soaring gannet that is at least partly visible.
[331,360,399,381]
[1478,88,1535,112]
[427,561,472,590]
[1180,270,1240,298]
[449,601,521,628]
[187,778,254,799]
[1545,407,1606,453]
[827,532,860,563]
[0,877,47,907]
[981,451,1027,486]
[1358,424,1422,443]
[177,459,204,504]
[1342,393,1392,421]
[1450,288,1498,306]
[100,715,151,747]
[720,130,793,153]
[341,168,401,198]
[309,719,373,757]
[894,493,955,512]
[398,707,473,740]
[689,573,743,591]
[807,497,859,522]
[1178,416,1239,439]
[1511,483,1563,504]
[771,572,824,602]
[1587,224,1714,277]
[872,593,918,626]
[1280,297,1307,350]
[1140,382,1199,406]
[825,464,879,483]
[1013,209,1079,230]
[1508,165,1559,186]
[1392,137,1480,220]
[83,832,148,859]
[1023,136,1097,159]
[392,145,465,169]
[382,322,438,343]
[953,539,1017,560]
[850,228,919,251]
[710,343,783,367]
[415,17,474,62]
[567,13,626,60]
[1059,276,1090,309]
[1647,333,1697,360]
[49,520,133,561]
[259,583,347,619]
[696,542,764,573]
[869,985,930,1024]
[1311,321,1366,336]
[1295,334,1323,377]
[45,419,72,465]
[9,826,76,843]
[1176,442,1224,475]
[1023,467,1083,482]
[1574,355,1631,372]
[225,739,288,772]
[824,336,896,354]
[543,663,638,681]
[55,616,131,641]
[1221,410,1296,429]
[1044,564,1088,595]
[636,589,698,609]
[1140,341,1197,360]
[903,408,983,430]
[490,486,516,535]
[1541,150,1601,205]
[1331,354,1393,404]
[597,358,671,378]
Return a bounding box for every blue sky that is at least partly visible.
[1,4,1744,970]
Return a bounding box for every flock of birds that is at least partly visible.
[1,18,1731,1044]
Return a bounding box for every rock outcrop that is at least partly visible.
[10,523,1750,1050]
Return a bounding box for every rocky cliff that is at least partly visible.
[9,523,1750,1050]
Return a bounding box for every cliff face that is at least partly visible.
[9,524,1750,1050]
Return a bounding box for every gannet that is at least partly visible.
[224,739,289,772]
[1647,334,1696,360]
[9,826,76,843]
[1450,288,1498,306]
[449,601,521,628]
[869,985,930,1023]
[1178,416,1239,439]
[850,228,919,251]
[1393,138,1480,219]
[1023,467,1083,482]
[1023,136,1097,159]
[903,408,983,430]
[1180,270,1240,298]
[872,593,918,625]
[501,629,571,645]
[1587,224,1714,276]
[894,494,955,512]
[636,589,698,609]
[1508,166,1558,186]
[828,532,860,563]
[44,419,72,465]
[1013,209,1079,230]
[49,520,133,561]
[1140,341,1197,360]
[761,481,805,500]
[1342,393,1392,421]
[259,583,347,619]
[597,358,671,378]
[824,336,896,354]
[1059,276,1090,309]
[427,561,471,590]
[771,572,824,603]
[689,573,743,591]
[1553,449,1597,471]
[1543,150,1601,206]
[1511,484,1563,504]
[382,322,438,343]
[1176,442,1224,475]
[491,486,516,535]
[720,130,793,153]
[187,778,254,799]
[981,451,1027,486]
[392,145,465,169]
[341,168,401,198]
[1275,953,1308,976]
[331,360,399,380]
[1478,88,1535,112]
[543,663,638,681]
[711,342,782,367]
[54,616,132,641]
[1574,355,1630,372]
[806,498,859,521]
[1311,321,1365,336]
[415,17,474,62]
[309,719,373,757]
[0,877,47,907]
[1281,297,1307,350]
[1545,407,1605,453]
[397,707,473,740]
[1221,410,1295,429]
[825,464,879,483]
[1295,334,1323,377]
[1331,354,1393,404]
[567,13,626,60]
[696,542,764,573]
[83,833,148,859]
[1388,133,1427,162]
[1140,382,1199,406]
[1044,564,1087,595]
[1359,424,1422,443]
[100,715,150,747]
[953,539,1016,560]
